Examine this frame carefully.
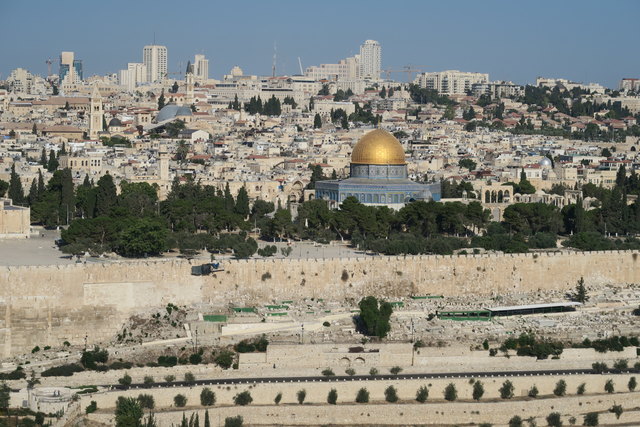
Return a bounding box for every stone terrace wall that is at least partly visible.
[1,250,638,357]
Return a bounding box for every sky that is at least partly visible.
[1,0,639,88]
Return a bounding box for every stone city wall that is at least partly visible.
[1,250,638,357]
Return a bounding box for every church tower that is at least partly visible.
[89,84,103,139]
[185,61,195,105]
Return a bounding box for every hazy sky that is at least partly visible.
[1,0,638,88]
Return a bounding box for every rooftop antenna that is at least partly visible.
[272,42,277,77]
[298,57,304,75]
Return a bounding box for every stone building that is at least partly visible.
[0,198,30,238]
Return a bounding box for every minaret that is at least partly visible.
[185,61,195,105]
[89,84,103,139]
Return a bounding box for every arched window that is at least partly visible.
[498,190,503,203]
[485,191,491,203]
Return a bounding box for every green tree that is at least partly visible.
[200,388,215,406]
[313,113,322,128]
[115,396,143,427]
[444,383,457,401]
[327,388,338,404]
[384,385,398,402]
[379,86,387,98]
[234,186,250,218]
[553,379,567,396]
[224,416,243,427]
[576,383,586,394]
[47,149,59,172]
[8,164,24,204]
[94,174,117,217]
[297,389,306,404]
[233,391,252,406]
[472,381,484,401]
[204,410,210,427]
[137,394,154,410]
[173,394,187,407]
[0,382,10,416]
[583,412,599,426]
[416,386,428,402]
[40,148,48,166]
[458,158,477,171]
[528,385,539,398]
[274,392,282,405]
[116,218,168,257]
[214,350,235,369]
[609,404,623,419]
[0,179,8,198]
[574,277,588,303]
[118,373,132,386]
[628,376,637,391]
[499,380,514,399]
[545,412,562,427]
[443,105,455,120]
[158,89,166,110]
[355,388,369,403]
[604,379,615,393]
[508,416,523,427]
[358,296,393,338]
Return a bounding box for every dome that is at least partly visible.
[351,129,406,165]
[156,104,193,123]
[108,118,122,127]
[539,157,552,168]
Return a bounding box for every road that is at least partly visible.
[109,368,636,391]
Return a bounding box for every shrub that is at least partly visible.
[528,385,539,398]
[416,386,428,403]
[200,388,215,406]
[345,368,355,376]
[613,359,628,370]
[234,391,253,406]
[482,339,489,350]
[583,412,599,426]
[323,321,330,327]
[137,394,154,409]
[184,372,195,383]
[189,353,202,365]
[472,381,484,401]
[174,394,187,407]
[118,374,132,386]
[85,401,97,414]
[143,376,154,385]
[577,383,586,394]
[81,346,109,369]
[604,379,615,393]
[327,388,338,404]
[628,376,637,391]
[385,385,398,403]
[489,348,497,357]
[157,356,178,367]
[508,415,523,427]
[390,366,403,375]
[214,350,235,369]
[545,412,562,427]
[32,346,40,354]
[164,375,175,383]
[274,392,282,405]
[592,362,608,373]
[224,416,243,427]
[41,364,84,377]
[0,368,27,381]
[609,404,623,419]
[297,389,306,404]
[321,368,335,376]
[499,380,514,399]
[553,379,567,396]
[444,383,457,401]
[355,388,369,403]
[369,367,379,376]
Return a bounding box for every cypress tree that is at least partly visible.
[40,148,47,167]
[8,164,24,204]
[313,113,322,129]
[28,178,38,206]
[204,410,210,427]
[234,186,250,218]
[223,183,234,212]
[60,168,75,224]
[37,170,45,199]
[94,173,117,217]
[47,149,59,172]
[158,89,166,110]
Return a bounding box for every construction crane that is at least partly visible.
[45,58,58,76]
[381,65,425,82]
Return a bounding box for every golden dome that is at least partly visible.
[351,129,406,165]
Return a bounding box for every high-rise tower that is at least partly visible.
[359,40,382,81]
[143,45,168,82]
[194,54,209,83]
